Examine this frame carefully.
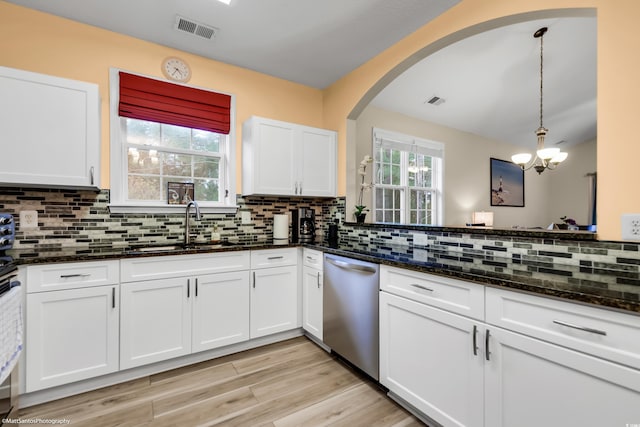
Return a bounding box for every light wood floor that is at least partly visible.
[17,337,425,426]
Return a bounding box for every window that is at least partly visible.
[372,128,444,225]
[109,70,236,213]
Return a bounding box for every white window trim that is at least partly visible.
[108,68,238,214]
[372,127,445,225]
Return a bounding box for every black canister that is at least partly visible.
[327,220,339,244]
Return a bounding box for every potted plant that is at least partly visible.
[354,155,373,223]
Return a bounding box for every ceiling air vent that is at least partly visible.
[426,96,445,106]
[174,15,218,40]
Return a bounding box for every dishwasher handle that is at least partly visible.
[325,256,377,274]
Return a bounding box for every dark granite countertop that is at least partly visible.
[7,238,639,315]
[6,240,296,265]
[307,242,640,316]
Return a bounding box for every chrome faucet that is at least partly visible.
[184,200,202,246]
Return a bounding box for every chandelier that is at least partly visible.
[511,27,567,174]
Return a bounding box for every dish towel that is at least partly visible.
[0,286,23,384]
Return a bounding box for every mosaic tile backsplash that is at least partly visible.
[0,188,343,250]
[1,187,639,281]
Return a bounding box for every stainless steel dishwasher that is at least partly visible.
[323,254,380,380]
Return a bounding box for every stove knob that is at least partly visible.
[0,217,12,225]
[0,228,10,236]
[0,237,11,246]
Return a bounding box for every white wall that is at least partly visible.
[547,139,597,226]
[356,105,595,228]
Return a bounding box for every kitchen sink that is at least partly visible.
[126,241,239,254]
[127,245,185,253]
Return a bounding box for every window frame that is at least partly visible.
[108,68,237,213]
[372,128,444,225]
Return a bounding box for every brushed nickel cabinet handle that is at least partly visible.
[553,320,607,336]
[485,329,491,361]
[267,256,284,260]
[195,278,198,297]
[60,273,90,279]
[112,287,116,309]
[253,271,256,288]
[317,271,321,288]
[187,279,190,298]
[90,166,95,185]
[410,283,434,293]
[472,325,478,356]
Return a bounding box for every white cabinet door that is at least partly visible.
[485,326,640,427]
[250,265,299,338]
[242,117,297,196]
[380,292,484,427]
[120,278,191,369]
[0,66,100,189]
[302,265,323,340]
[242,116,337,197]
[26,285,119,392]
[192,271,250,352]
[299,127,336,197]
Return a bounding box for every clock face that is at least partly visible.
[162,57,191,82]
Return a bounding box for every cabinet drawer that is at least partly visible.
[251,248,298,269]
[486,287,640,370]
[121,251,250,283]
[302,248,323,270]
[26,260,119,293]
[380,265,485,320]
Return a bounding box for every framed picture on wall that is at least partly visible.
[490,158,524,207]
[167,182,195,205]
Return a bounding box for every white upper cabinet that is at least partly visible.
[0,66,100,189]
[242,116,336,197]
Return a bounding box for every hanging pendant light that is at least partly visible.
[511,27,568,174]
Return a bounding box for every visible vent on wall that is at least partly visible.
[426,96,445,106]
[174,15,218,40]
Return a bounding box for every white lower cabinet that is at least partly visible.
[250,265,298,338]
[119,252,251,370]
[26,269,119,392]
[120,277,192,369]
[302,248,323,340]
[380,265,640,427]
[484,326,640,427]
[120,271,251,369]
[380,292,483,427]
[250,248,300,339]
[192,271,250,352]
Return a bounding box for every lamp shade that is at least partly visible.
[511,153,532,166]
[472,211,494,226]
[537,147,560,160]
[550,151,568,164]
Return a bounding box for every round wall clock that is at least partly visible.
[161,57,192,82]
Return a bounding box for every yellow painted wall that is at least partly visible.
[2,1,638,240]
[0,1,324,189]
[323,0,640,240]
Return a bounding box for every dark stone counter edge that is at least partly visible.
[307,244,640,316]
[9,241,639,315]
[344,222,598,241]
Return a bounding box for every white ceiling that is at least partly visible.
[5,0,459,89]
[7,1,596,148]
[371,17,597,148]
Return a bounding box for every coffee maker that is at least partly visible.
[291,208,315,243]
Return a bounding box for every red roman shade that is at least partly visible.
[118,72,231,134]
